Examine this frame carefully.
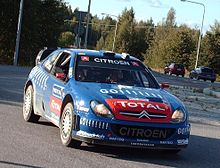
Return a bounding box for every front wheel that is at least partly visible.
[23,85,40,122]
[60,102,82,147]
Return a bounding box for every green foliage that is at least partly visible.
[145,8,197,70]
[0,0,71,66]
[58,32,75,47]
[0,2,219,76]
[200,20,220,74]
[0,0,19,64]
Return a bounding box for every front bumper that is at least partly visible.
[72,117,191,150]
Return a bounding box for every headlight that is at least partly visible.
[171,108,186,123]
[90,100,113,118]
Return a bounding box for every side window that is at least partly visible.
[195,68,200,73]
[43,51,61,72]
[139,71,150,88]
[51,52,71,81]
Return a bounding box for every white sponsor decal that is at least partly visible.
[52,84,64,99]
[160,141,174,145]
[177,127,191,135]
[109,137,125,142]
[177,139,189,145]
[78,107,89,112]
[51,99,61,112]
[94,58,130,65]
[118,101,165,111]
[68,67,73,78]
[136,139,150,142]
[76,130,105,139]
[131,142,154,147]
[100,88,162,98]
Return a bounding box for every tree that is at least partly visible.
[0,0,19,64]
[58,32,75,47]
[144,9,196,69]
[94,15,116,50]
[200,20,220,74]
[0,0,71,65]
[165,7,176,27]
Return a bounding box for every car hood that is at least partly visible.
[73,82,183,123]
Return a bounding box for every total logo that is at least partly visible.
[116,101,166,111]
[50,96,62,115]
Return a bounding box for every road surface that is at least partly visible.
[0,65,220,168]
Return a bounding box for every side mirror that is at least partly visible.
[55,72,66,80]
[161,82,170,89]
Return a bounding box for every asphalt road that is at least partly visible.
[0,65,220,168]
[153,71,220,89]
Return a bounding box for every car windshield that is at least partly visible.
[75,55,159,88]
[201,68,214,73]
[174,64,184,69]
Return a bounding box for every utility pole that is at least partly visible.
[101,13,118,52]
[14,0,24,66]
[84,0,91,49]
[180,0,205,69]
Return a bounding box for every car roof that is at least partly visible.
[61,48,141,62]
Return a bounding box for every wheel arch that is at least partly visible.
[24,80,33,92]
[60,94,74,121]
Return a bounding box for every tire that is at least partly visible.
[23,85,40,122]
[60,102,82,147]
[168,71,172,75]
[211,80,214,83]
[182,75,184,77]
[196,76,200,80]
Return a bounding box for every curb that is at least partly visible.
[169,85,203,93]
[203,88,220,98]
[169,84,220,98]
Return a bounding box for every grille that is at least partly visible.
[119,110,167,119]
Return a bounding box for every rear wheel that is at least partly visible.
[60,102,82,147]
[23,85,40,122]
[168,71,172,75]
[211,80,214,83]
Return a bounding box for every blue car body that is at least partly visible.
[24,49,190,150]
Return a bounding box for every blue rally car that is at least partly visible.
[23,49,190,152]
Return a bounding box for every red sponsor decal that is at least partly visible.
[50,96,62,115]
[105,99,172,123]
[81,56,90,62]
[131,61,139,66]
[55,72,66,79]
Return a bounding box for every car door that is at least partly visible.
[35,50,62,116]
[43,51,72,126]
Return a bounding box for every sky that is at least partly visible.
[67,0,220,33]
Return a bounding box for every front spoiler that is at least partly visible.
[73,134,188,150]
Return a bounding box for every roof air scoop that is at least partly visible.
[101,50,115,57]
[121,53,130,59]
